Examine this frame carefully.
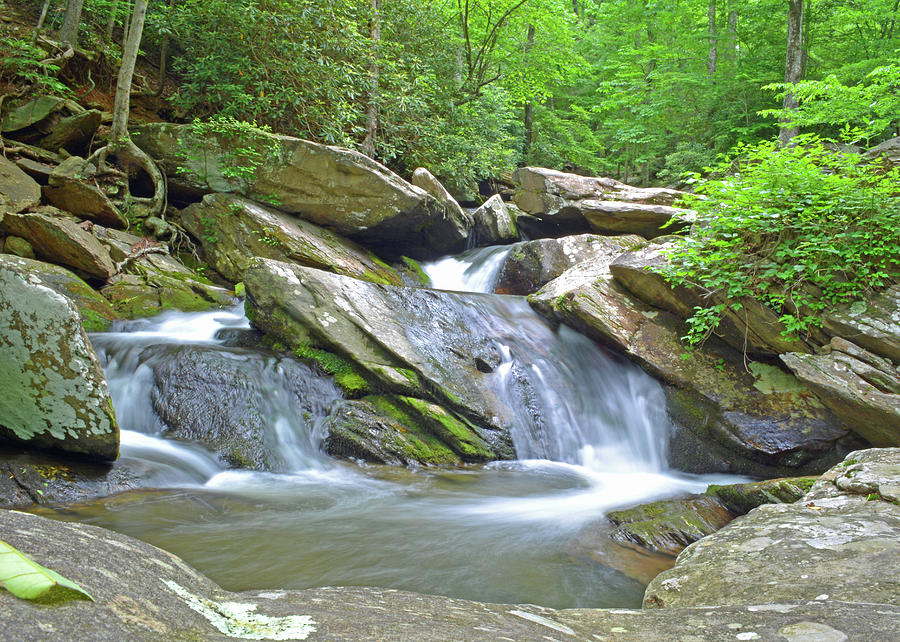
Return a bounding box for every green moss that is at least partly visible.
[79,308,111,332]
[396,396,494,461]
[293,342,370,397]
[400,256,431,286]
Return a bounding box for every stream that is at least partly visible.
[44,246,740,609]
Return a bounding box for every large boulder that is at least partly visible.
[610,239,813,357]
[782,338,900,446]
[704,476,816,514]
[42,156,127,228]
[180,193,402,285]
[0,155,41,214]
[0,258,118,461]
[5,510,895,641]
[133,122,467,258]
[644,448,900,608]
[0,255,117,332]
[529,261,859,477]
[411,167,474,242]
[867,135,900,168]
[821,284,900,364]
[512,166,691,238]
[0,207,116,280]
[36,109,102,153]
[495,233,643,295]
[472,194,518,245]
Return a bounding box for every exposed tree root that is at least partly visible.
[88,139,166,220]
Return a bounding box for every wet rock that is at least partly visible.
[146,344,341,471]
[133,122,466,258]
[512,166,691,238]
[495,233,643,295]
[0,207,116,280]
[411,167,474,245]
[704,476,816,514]
[3,235,35,259]
[822,284,900,364]
[244,260,519,458]
[43,156,126,228]
[782,337,900,446]
[2,509,897,640]
[0,255,117,332]
[529,262,858,477]
[472,194,518,245]
[0,258,118,461]
[0,154,41,213]
[644,448,900,609]
[180,193,402,285]
[610,239,812,357]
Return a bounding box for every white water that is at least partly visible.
[64,250,742,608]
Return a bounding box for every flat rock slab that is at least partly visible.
[823,284,900,364]
[2,509,898,641]
[645,448,900,609]
[0,154,41,213]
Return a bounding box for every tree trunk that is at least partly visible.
[726,1,738,61]
[522,23,536,162]
[106,0,120,41]
[362,0,381,159]
[31,0,52,45]
[707,0,717,75]
[59,0,84,48]
[110,0,148,145]
[779,0,804,146]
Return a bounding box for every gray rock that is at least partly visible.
[0,95,69,134]
[529,262,857,477]
[0,259,118,460]
[0,208,116,280]
[581,199,688,238]
[644,448,900,609]
[867,135,900,168]
[782,338,900,446]
[472,194,518,245]
[411,167,474,244]
[704,476,817,514]
[43,156,126,228]
[133,122,466,258]
[2,509,898,641]
[38,109,102,153]
[0,155,42,214]
[495,233,643,295]
[822,284,900,364]
[180,193,402,285]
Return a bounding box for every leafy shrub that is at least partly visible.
[0,37,72,96]
[658,135,900,347]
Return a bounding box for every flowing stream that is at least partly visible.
[45,246,739,608]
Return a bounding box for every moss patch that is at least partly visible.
[293,342,370,397]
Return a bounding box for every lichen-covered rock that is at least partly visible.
[42,155,126,228]
[472,194,518,245]
[607,495,735,557]
[133,122,466,258]
[610,239,812,357]
[0,255,117,332]
[2,235,35,259]
[3,509,896,641]
[822,284,900,364]
[512,166,691,238]
[0,154,41,213]
[782,337,900,446]
[704,476,816,514]
[180,193,402,285]
[529,262,858,477]
[0,259,118,460]
[644,448,900,609]
[0,207,116,280]
[495,233,643,295]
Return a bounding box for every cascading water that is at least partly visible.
[43,247,740,609]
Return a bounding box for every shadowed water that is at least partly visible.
[46,250,740,608]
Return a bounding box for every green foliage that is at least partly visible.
[0,539,94,603]
[0,37,73,96]
[658,135,900,347]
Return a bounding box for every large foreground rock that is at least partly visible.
[782,338,900,446]
[133,122,468,257]
[0,258,118,460]
[644,448,900,609]
[244,260,516,459]
[180,193,402,285]
[2,509,897,640]
[529,261,859,476]
[513,167,691,238]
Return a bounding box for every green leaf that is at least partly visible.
[0,540,94,602]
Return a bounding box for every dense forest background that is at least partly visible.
[2,0,899,194]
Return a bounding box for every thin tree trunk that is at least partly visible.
[59,0,84,48]
[522,23,535,161]
[779,0,804,146]
[31,0,52,45]
[106,0,120,41]
[362,0,381,158]
[726,1,738,61]
[121,1,133,50]
[111,0,148,145]
[153,0,176,96]
[707,0,717,75]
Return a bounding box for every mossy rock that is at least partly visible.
[705,476,817,515]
